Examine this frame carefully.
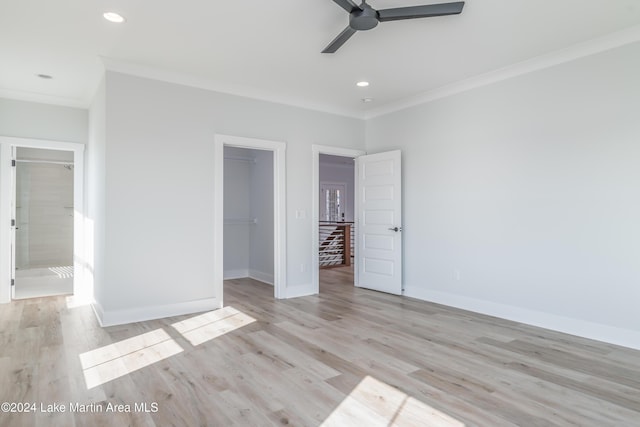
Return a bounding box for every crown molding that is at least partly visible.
[363,24,640,119]
[0,87,87,109]
[101,57,364,119]
[5,24,638,120]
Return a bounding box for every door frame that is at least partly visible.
[214,134,286,303]
[311,145,365,294]
[0,136,85,304]
[9,146,16,299]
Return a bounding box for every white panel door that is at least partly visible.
[356,150,402,295]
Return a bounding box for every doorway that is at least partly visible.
[0,136,85,304]
[213,135,286,304]
[312,146,404,296]
[312,145,365,294]
[318,155,355,288]
[13,147,74,299]
[223,146,274,286]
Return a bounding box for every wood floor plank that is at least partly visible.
[480,337,640,389]
[0,267,639,426]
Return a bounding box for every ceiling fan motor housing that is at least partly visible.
[323,0,465,53]
[350,5,379,31]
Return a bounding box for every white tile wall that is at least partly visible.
[15,161,73,269]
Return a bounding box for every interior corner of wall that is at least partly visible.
[283,283,316,299]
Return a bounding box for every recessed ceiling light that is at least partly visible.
[37,74,53,79]
[103,12,125,23]
[356,81,369,87]
[362,98,374,103]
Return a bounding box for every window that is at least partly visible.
[321,183,346,222]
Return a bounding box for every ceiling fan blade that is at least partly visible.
[322,26,357,53]
[378,1,465,22]
[332,0,361,13]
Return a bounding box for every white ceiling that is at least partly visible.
[1,0,640,118]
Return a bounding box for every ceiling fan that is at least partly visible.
[322,0,465,53]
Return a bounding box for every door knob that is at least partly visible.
[388,227,402,232]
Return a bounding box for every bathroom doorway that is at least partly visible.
[13,147,74,299]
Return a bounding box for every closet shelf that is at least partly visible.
[224,156,256,164]
[224,218,257,225]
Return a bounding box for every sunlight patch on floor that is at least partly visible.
[321,375,465,427]
[64,278,92,309]
[79,329,183,389]
[49,265,74,278]
[65,294,89,309]
[171,306,256,346]
[13,267,73,299]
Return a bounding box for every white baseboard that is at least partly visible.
[224,269,249,280]
[91,300,105,325]
[249,269,274,286]
[404,287,640,351]
[225,269,273,285]
[92,297,221,327]
[284,283,316,299]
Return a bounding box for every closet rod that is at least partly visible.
[224,156,256,163]
[16,159,73,166]
[224,218,257,225]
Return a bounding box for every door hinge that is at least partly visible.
[11,159,16,167]
[11,279,14,287]
[11,219,15,227]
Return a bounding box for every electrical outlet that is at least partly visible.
[454,269,461,281]
[300,263,306,272]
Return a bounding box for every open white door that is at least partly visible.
[355,150,402,295]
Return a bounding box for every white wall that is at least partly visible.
[366,42,640,348]
[0,98,87,143]
[87,78,106,307]
[15,152,74,269]
[249,149,274,283]
[223,146,252,278]
[92,71,364,323]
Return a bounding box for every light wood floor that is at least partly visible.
[1,269,640,426]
